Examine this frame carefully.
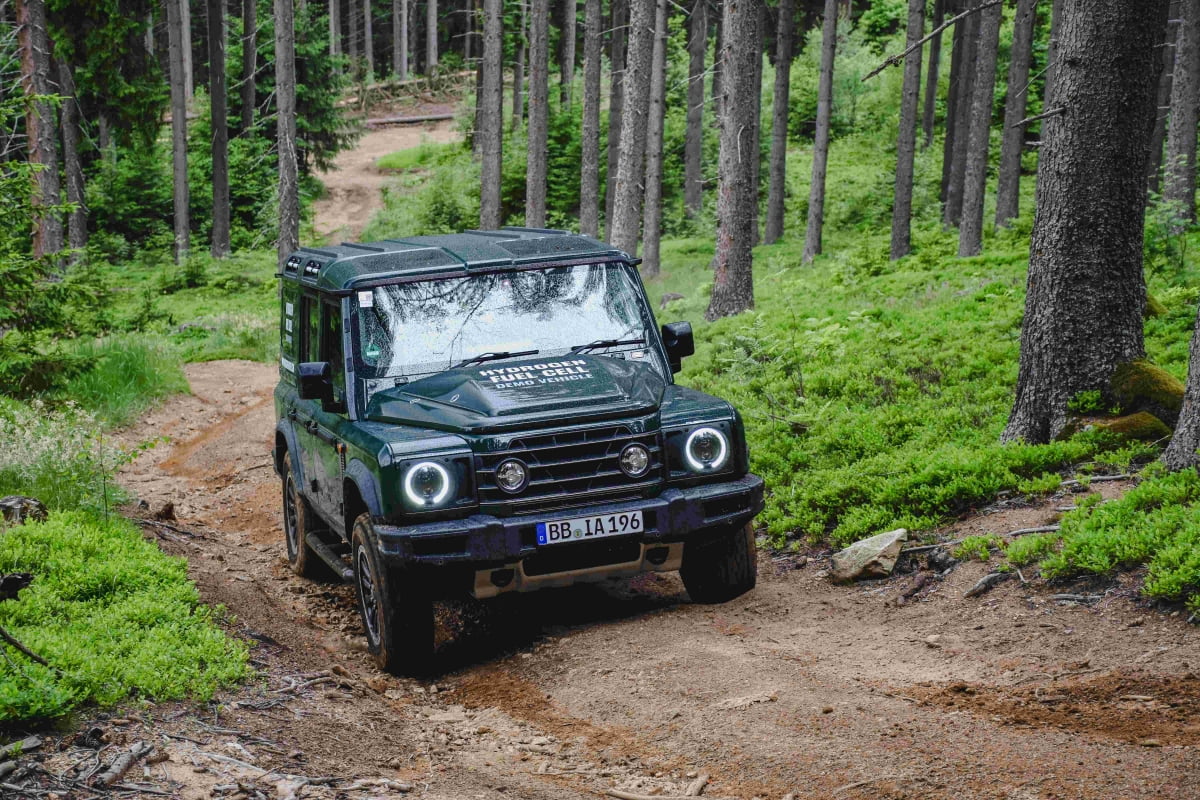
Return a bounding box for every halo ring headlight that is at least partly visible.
[495,459,529,493]
[619,443,652,478]
[685,427,729,472]
[403,461,452,507]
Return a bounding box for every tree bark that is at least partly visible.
[209,0,231,257]
[706,0,761,318]
[943,4,977,228]
[559,0,576,106]
[57,59,86,258]
[243,0,257,130]
[1002,0,1166,444]
[749,3,763,247]
[1041,0,1062,115]
[349,0,360,65]
[511,0,524,128]
[1164,303,1200,468]
[994,0,1037,228]
[939,1,964,205]
[764,0,794,245]
[1166,0,1200,225]
[182,0,193,100]
[801,0,837,264]
[526,0,549,226]
[921,0,943,149]
[683,0,706,218]
[166,0,190,263]
[889,0,924,260]
[608,0,654,255]
[479,0,503,227]
[604,0,627,234]
[579,0,601,235]
[712,0,723,122]
[330,0,341,58]
[640,0,667,274]
[1147,2,1178,198]
[956,1,1000,256]
[426,0,437,71]
[394,0,407,77]
[17,0,63,260]
[363,0,375,76]
[276,0,300,268]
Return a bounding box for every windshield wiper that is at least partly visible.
[570,337,646,354]
[453,349,539,369]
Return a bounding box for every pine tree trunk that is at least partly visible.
[939,2,964,206]
[276,0,300,267]
[330,0,340,57]
[209,0,231,257]
[603,0,626,234]
[706,0,761,318]
[426,0,437,71]
[1166,0,1200,225]
[182,0,194,100]
[683,0,706,218]
[57,59,86,258]
[511,0,524,128]
[1164,302,1200,469]
[17,0,63,261]
[749,4,763,247]
[243,0,257,130]
[994,0,1037,228]
[640,0,667,274]
[579,0,601,235]
[1147,2,1178,197]
[394,0,407,77]
[944,5,977,228]
[349,0,360,65]
[889,0,924,260]
[1041,0,1062,114]
[921,0,943,149]
[559,0,576,106]
[712,0,723,122]
[526,0,549,226]
[608,0,654,255]
[363,0,375,76]
[801,0,837,263]
[479,0,503,227]
[166,0,190,263]
[764,0,794,245]
[1002,0,1166,445]
[957,1,1000,256]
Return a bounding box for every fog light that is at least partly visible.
[619,444,651,478]
[646,546,669,565]
[495,459,529,493]
[491,568,515,588]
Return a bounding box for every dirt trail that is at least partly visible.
[312,117,459,241]
[81,360,1200,800]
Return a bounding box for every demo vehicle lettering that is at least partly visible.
[273,229,765,675]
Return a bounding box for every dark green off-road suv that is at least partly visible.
[274,229,764,674]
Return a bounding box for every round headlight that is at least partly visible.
[495,459,529,493]
[685,427,729,472]
[404,461,452,507]
[619,444,651,478]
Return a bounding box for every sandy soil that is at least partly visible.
[311,116,460,242]
[6,360,1176,799]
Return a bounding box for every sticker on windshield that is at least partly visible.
[479,359,594,389]
[358,290,374,308]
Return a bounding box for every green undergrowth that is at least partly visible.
[55,336,190,427]
[0,512,249,722]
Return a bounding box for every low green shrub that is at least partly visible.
[0,511,249,722]
[1003,532,1061,566]
[954,534,1002,562]
[56,335,189,427]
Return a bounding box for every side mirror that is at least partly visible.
[297,361,334,405]
[661,321,694,374]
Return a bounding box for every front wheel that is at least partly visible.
[351,513,435,675]
[680,522,758,604]
[281,452,333,580]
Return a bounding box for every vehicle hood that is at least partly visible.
[364,354,667,433]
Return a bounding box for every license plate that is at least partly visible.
[536,510,643,546]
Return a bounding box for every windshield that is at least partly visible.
[352,262,660,380]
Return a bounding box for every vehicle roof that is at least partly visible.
[280,228,633,293]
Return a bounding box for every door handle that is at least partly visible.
[287,408,298,421]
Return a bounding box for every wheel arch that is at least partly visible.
[343,459,384,538]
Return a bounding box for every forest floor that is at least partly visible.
[13,360,1188,800]
[311,107,459,241]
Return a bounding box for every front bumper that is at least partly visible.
[374,474,764,595]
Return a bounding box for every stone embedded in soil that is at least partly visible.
[830,528,908,582]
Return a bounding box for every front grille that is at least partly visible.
[477,424,663,515]
[522,537,643,576]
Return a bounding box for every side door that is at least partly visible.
[292,293,326,514]
[308,297,350,525]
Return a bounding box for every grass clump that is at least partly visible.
[0,512,249,722]
[376,139,459,171]
[1003,532,1061,566]
[56,335,189,427]
[954,534,1002,562]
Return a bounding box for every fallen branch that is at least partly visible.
[1049,593,1102,603]
[607,792,735,800]
[134,518,201,538]
[964,572,1011,598]
[686,773,710,796]
[1060,474,1133,489]
[863,0,1003,81]
[1,737,41,759]
[901,539,964,555]
[1010,106,1064,128]
[95,741,153,787]
[0,626,59,674]
[833,776,906,795]
[366,113,456,126]
[1009,525,1060,538]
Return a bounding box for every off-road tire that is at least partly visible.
[351,513,435,675]
[679,522,758,604]
[281,452,334,580]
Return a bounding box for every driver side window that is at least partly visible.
[320,300,346,406]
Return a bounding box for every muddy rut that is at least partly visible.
[79,360,1200,800]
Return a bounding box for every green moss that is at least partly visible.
[1091,412,1172,442]
[1109,359,1185,424]
[1145,293,1168,318]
